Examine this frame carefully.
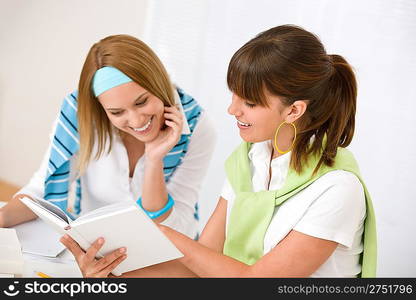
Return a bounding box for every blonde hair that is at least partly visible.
[77,34,175,174]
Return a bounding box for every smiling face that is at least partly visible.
[227,91,289,143]
[97,81,165,142]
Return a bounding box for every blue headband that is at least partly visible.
[92,66,133,97]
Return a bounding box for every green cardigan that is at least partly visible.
[222,142,377,277]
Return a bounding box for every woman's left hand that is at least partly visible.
[144,106,183,162]
[60,235,127,278]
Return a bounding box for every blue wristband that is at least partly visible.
[137,194,175,219]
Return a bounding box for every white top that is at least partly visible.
[221,140,366,277]
[19,93,217,239]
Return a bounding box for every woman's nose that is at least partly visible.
[127,112,147,128]
[227,104,235,116]
[228,96,242,117]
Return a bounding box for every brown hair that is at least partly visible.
[77,34,175,174]
[227,24,357,174]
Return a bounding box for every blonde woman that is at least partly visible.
[0,35,217,240]
[61,25,376,278]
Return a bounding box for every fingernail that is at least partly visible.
[98,238,104,244]
[119,247,126,254]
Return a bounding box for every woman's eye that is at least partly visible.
[245,101,256,108]
[136,98,148,106]
[110,111,122,115]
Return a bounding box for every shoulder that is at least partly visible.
[187,111,217,144]
[180,111,217,162]
[307,170,366,211]
[318,170,363,193]
[192,110,215,131]
[292,170,366,248]
[176,87,201,115]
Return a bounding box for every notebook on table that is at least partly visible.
[13,218,66,258]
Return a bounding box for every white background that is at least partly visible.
[1,0,415,277]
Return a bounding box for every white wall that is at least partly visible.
[143,0,416,277]
[0,0,148,185]
[1,0,415,277]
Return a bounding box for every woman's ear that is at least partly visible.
[285,100,308,123]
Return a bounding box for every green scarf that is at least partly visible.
[222,142,377,277]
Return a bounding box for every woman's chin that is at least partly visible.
[133,131,157,143]
[239,133,269,144]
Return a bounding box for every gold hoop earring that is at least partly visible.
[274,122,297,154]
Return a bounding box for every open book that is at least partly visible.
[19,196,183,276]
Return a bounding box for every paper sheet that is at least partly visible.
[13,218,66,258]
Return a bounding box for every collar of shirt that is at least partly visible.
[173,89,191,135]
[248,140,291,191]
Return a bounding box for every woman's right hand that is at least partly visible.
[60,234,127,278]
[144,105,183,162]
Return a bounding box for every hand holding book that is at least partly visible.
[60,234,127,278]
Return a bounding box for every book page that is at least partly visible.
[19,197,70,235]
[28,197,71,224]
[74,201,136,223]
[36,198,71,223]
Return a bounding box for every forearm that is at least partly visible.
[162,226,251,277]
[0,194,37,227]
[118,258,197,278]
[142,159,170,222]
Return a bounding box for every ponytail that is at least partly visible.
[307,54,357,173]
[327,54,357,148]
